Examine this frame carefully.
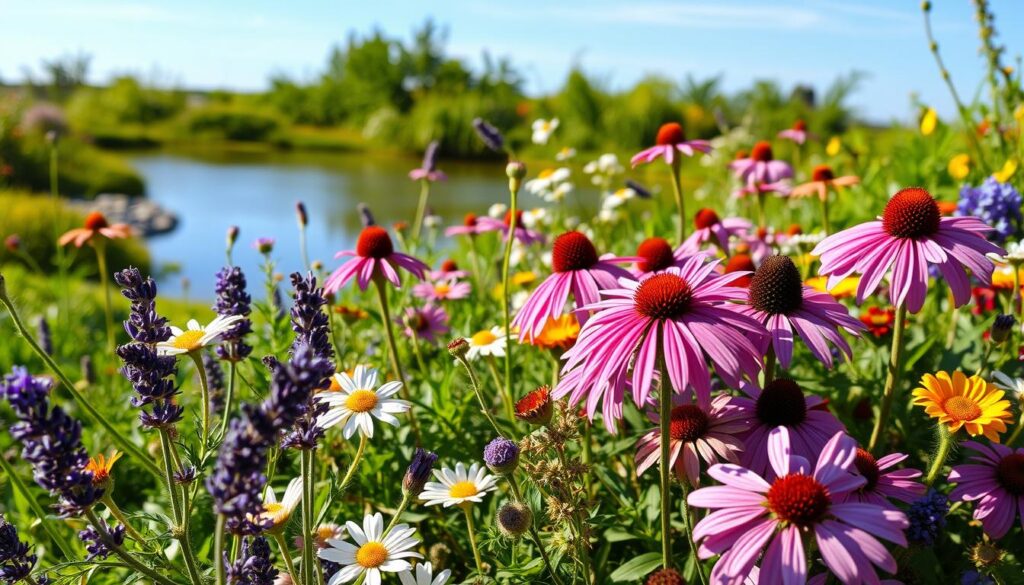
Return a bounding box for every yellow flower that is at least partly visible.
[512,271,537,286]
[806,275,859,299]
[990,266,1024,290]
[1014,104,1024,123]
[920,108,938,136]
[85,451,123,486]
[912,371,1012,441]
[947,154,970,180]
[993,159,1018,183]
[523,314,580,350]
[826,136,842,157]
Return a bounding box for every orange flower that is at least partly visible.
[524,314,580,350]
[789,164,860,201]
[58,211,132,248]
[515,386,553,426]
[85,450,122,485]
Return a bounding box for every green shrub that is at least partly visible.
[181,103,284,142]
[0,190,150,277]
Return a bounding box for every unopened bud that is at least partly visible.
[496,502,532,538]
[447,337,469,358]
[296,201,308,227]
[992,314,1015,344]
[227,226,240,248]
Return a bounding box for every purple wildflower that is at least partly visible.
[956,177,1022,244]
[906,489,948,545]
[0,514,37,583]
[472,118,505,153]
[403,448,438,497]
[225,536,278,585]
[213,266,253,362]
[483,438,519,475]
[79,519,125,561]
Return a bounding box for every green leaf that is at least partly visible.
[610,552,662,581]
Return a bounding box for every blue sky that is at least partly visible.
[1,0,1021,122]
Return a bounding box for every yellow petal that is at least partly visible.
[920,108,938,136]
[994,159,1018,183]
[947,154,970,180]
[826,136,842,156]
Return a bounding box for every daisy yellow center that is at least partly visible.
[472,330,497,346]
[434,283,451,296]
[943,396,982,422]
[449,481,479,499]
[346,390,379,413]
[539,168,556,179]
[355,542,388,568]
[172,330,205,351]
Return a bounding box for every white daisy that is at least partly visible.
[487,203,507,218]
[156,315,242,356]
[531,117,559,145]
[420,462,498,508]
[260,477,302,533]
[555,146,576,161]
[602,187,637,210]
[993,371,1024,403]
[988,240,1024,265]
[318,512,421,585]
[399,562,451,585]
[466,327,507,360]
[316,366,410,439]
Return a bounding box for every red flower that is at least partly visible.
[860,306,896,337]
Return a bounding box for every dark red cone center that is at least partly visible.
[441,259,458,272]
[635,274,694,320]
[756,378,807,427]
[693,208,721,230]
[750,141,774,162]
[84,211,109,230]
[356,226,394,259]
[853,448,880,492]
[996,453,1024,495]
[793,120,807,132]
[656,122,685,146]
[552,231,599,273]
[463,213,478,227]
[636,237,675,273]
[767,474,831,526]
[669,404,710,443]
[882,187,941,239]
[504,210,524,228]
[812,164,835,182]
[748,255,804,315]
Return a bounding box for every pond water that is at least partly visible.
[129,149,514,299]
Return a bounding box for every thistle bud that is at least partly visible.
[403,448,437,497]
[472,118,505,153]
[496,502,532,538]
[227,225,240,249]
[447,337,469,359]
[296,201,308,227]
[992,314,1015,344]
[483,437,519,475]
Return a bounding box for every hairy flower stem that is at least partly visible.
[412,179,431,245]
[679,480,707,585]
[1007,413,1024,446]
[273,533,299,583]
[83,508,178,585]
[0,453,74,560]
[188,351,212,459]
[94,239,116,353]
[925,424,956,486]
[764,346,777,385]
[668,158,687,245]
[158,430,184,523]
[301,449,316,585]
[101,494,146,545]
[658,359,673,569]
[0,275,163,478]
[339,435,368,493]
[372,276,421,441]
[507,475,565,585]
[454,354,504,437]
[299,224,310,273]
[868,304,908,452]
[501,185,519,413]
[214,514,227,585]
[218,361,237,440]
[463,505,485,575]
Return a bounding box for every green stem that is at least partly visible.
[668,159,687,245]
[94,239,115,353]
[454,354,504,436]
[764,345,777,385]
[501,188,518,416]
[215,515,227,585]
[820,191,831,235]
[868,304,909,453]
[468,235,485,292]
[1005,411,1024,446]
[299,224,310,273]
[507,475,564,585]
[339,435,368,493]
[274,532,300,583]
[756,191,767,230]
[188,351,212,459]
[83,508,178,585]
[1012,263,1022,319]
[101,494,146,544]
[158,430,183,525]
[463,505,485,575]
[486,355,516,423]
[679,480,707,585]
[218,361,237,440]
[0,277,163,478]
[925,424,956,486]
[301,450,315,585]
[372,277,420,442]
[412,179,431,244]
[384,493,412,534]
[658,359,673,569]
[0,454,74,560]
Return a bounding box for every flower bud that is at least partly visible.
[403,448,437,497]
[4,234,21,252]
[991,314,1015,344]
[514,386,553,426]
[358,203,375,227]
[507,161,527,193]
[496,501,532,538]
[646,568,686,585]
[296,201,308,227]
[226,225,240,250]
[483,437,519,475]
[447,337,470,359]
[472,118,505,153]
[921,1,931,11]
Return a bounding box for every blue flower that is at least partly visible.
[906,489,948,545]
[0,514,37,583]
[213,266,253,362]
[956,177,1023,244]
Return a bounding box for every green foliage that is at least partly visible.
[181,102,285,142]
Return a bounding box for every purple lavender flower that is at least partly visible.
[295,201,308,227]
[483,437,520,474]
[213,266,253,362]
[0,368,102,517]
[0,514,37,583]
[402,448,438,497]
[281,273,335,450]
[79,519,125,561]
[957,177,1023,244]
[225,536,278,585]
[204,351,225,417]
[114,267,171,344]
[36,317,52,356]
[472,118,505,153]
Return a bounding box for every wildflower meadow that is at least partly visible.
[3,2,1024,585]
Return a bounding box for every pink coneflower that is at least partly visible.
[475,210,545,245]
[730,141,793,192]
[812,187,1003,313]
[681,208,752,256]
[412,276,471,302]
[631,237,691,277]
[738,255,864,369]
[948,440,1024,538]
[397,304,449,344]
[790,164,859,201]
[735,378,845,478]
[444,213,484,238]
[555,256,766,423]
[512,231,637,339]
[723,254,757,287]
[429,259,469,280]
[635,393,753,486]
[840,449,924,508]
[630,122,712,167]
[58,211,132,248]
[689,427,909,585]
[324,226,428,293]
[777,119,810,145]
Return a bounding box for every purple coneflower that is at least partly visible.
[680,208,752,256]
[813,187,1003,313]
[429,259,469,280]
[324,226,428,293]
[475,210,545,245]
[631,237,691,277]
[634,393,752,486]
[555,256,766,427]
[688,427,908,584]
[777,119,810,145]
[730,141,793,189]
[513,231,637,339]
[409,140,446,182]
[397,304,450,344]
[948,440,1024,538]
[840,448,925,508]
[735,378,845,479]
[738,255,864,369]
[630,122,712,167]
[412,276,471,302]
[444,213,484,238]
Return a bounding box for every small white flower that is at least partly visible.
[488,203,507,218]
[597,208,622,224]
[156,315,242,356]
[423,214,442,229]
[988,240,1024,265]
[555,147,576,161]
[602,187,637,210]
[260,477,302,531]
[420,462,498,507]
[317,366,411,439]
[993,371,1024,402]
[525,168,573,203]
[521,208,549,229]
[510,290,529,313]
[531,118,559,145]
[318,513,421,585]
[399,562,451,585]
[466,327,507,360]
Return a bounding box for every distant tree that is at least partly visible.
[40,52,91,100]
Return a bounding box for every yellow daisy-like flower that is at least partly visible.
[920,107,938,136]
[806,275,859,300]
[524,314,580,350]
[912,371,1013,441]
[947,154,970,180]
[990,266,1024,291]
[993,159,1018,183]
[826,136,842,157]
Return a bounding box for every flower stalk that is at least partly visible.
[868,304,909,452]
[924,423,956,485]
